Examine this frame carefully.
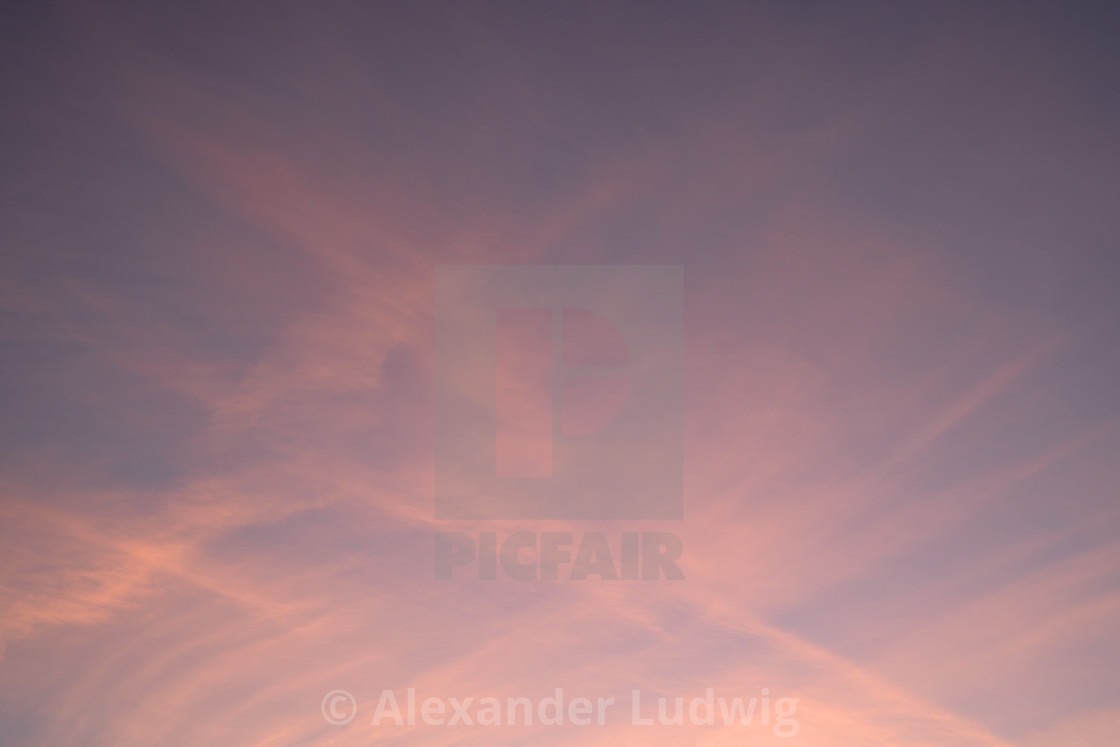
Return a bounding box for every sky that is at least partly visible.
[2,1,1120,745]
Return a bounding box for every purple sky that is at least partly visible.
[2,2,1120,744]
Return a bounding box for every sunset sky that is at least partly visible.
[2,2,1120,745]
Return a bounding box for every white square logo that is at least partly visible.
[435,265,682,519]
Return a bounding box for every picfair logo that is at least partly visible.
[435,266,682,520]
